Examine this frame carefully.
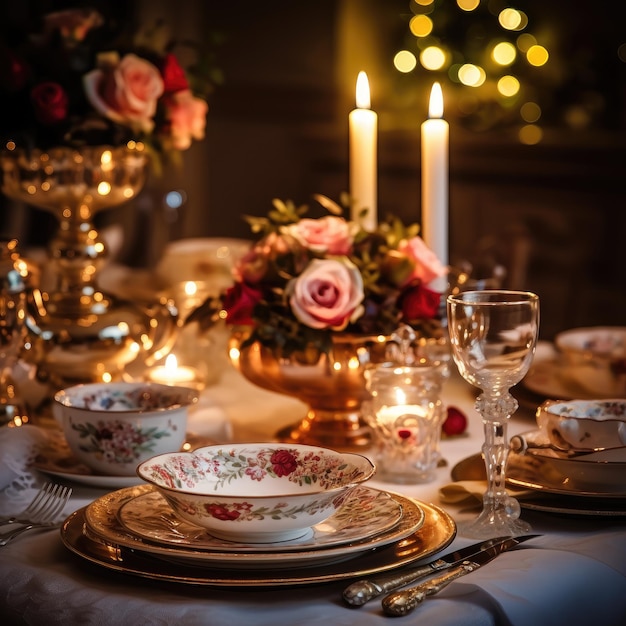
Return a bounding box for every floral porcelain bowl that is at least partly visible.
[136,443,376,543]
[54,382,199,476]
[536,399,626,452]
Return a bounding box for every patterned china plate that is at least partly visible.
[117,486,404,552]
[83,485,425,569]
[61,499,455,586]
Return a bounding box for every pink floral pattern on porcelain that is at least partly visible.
[70,418,175,464]
[140,446,372,525]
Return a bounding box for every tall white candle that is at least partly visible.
[421,82,449,292]
[349,71,377,230]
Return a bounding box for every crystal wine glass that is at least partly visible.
[447,290,539,538]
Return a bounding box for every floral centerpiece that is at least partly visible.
[0,5,220,165]
[188,194,448,358]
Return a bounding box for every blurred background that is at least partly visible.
[1,0,625,340]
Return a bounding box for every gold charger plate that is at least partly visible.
[61,499,455,587]
[82,485,425,569]
[452,454,626,517]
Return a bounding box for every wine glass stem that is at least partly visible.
[477,392,518,516]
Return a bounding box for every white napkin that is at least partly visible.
[0,425,51,515]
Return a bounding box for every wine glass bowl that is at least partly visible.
[447,290,539,538]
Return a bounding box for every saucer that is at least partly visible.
[117,486,404,552]
[83,485,426,569]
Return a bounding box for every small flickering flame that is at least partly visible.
[428,82,444,119]
[356,71,371,109]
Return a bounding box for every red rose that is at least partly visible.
[161,53,189,94]
[222,282,263,326]
[30,82,69,125]
[400,284,441,321]
[270,450,298,477]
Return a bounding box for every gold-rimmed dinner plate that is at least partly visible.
[82,485,425,569]
[452,454,626,516]
[61,499,455,587]
[117,486,405,553]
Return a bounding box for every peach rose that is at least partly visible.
[282,216,356,255]
[83,52,164,133]
[397,236,447,286]
[288,258,364,330]
[165,89,208,150]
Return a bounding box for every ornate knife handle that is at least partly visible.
[343,562,446,606]
[382,561,479,617]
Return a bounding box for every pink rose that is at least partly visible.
[397,236,447,285]
[288,258,364,330]
[282,216,356,255]
[83,53,164,133]
[164,89,208,150]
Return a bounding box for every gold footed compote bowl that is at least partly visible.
[447,290,539,538]
[0,143,178,389]
[229,329,389,450]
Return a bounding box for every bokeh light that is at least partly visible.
[410,15,433,37]
[458,64,486,87]
[497,75,520,97]
[519,124,543,145]
[457,0,480,10]
[394,50,417,73]
[516,33,537,53]
[492,41,517,66]
[420,46,447,71]
[527,45,549,66]
[499,8,522,31]
[520,101,541,123]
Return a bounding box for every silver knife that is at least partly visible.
[343,534,539,607]
[381,534,539,616]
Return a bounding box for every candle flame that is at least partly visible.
[165,353,178,371]
[428,82,444,119]
[355,71,371,109]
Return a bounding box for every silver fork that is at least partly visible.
[0,483,67,526]
[0,485,72,546]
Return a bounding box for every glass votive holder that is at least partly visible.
[363,360,449,484]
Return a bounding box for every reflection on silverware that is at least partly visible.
[342,534,537,606]
[510,433,626,458]
[381,534,539,616]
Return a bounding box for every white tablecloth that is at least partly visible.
[1,364,626,626]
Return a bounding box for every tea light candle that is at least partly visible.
[349,71,377,230]
[148,354,202,388]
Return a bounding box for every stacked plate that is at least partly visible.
[61,485,456,587]
[453,432,626,517]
